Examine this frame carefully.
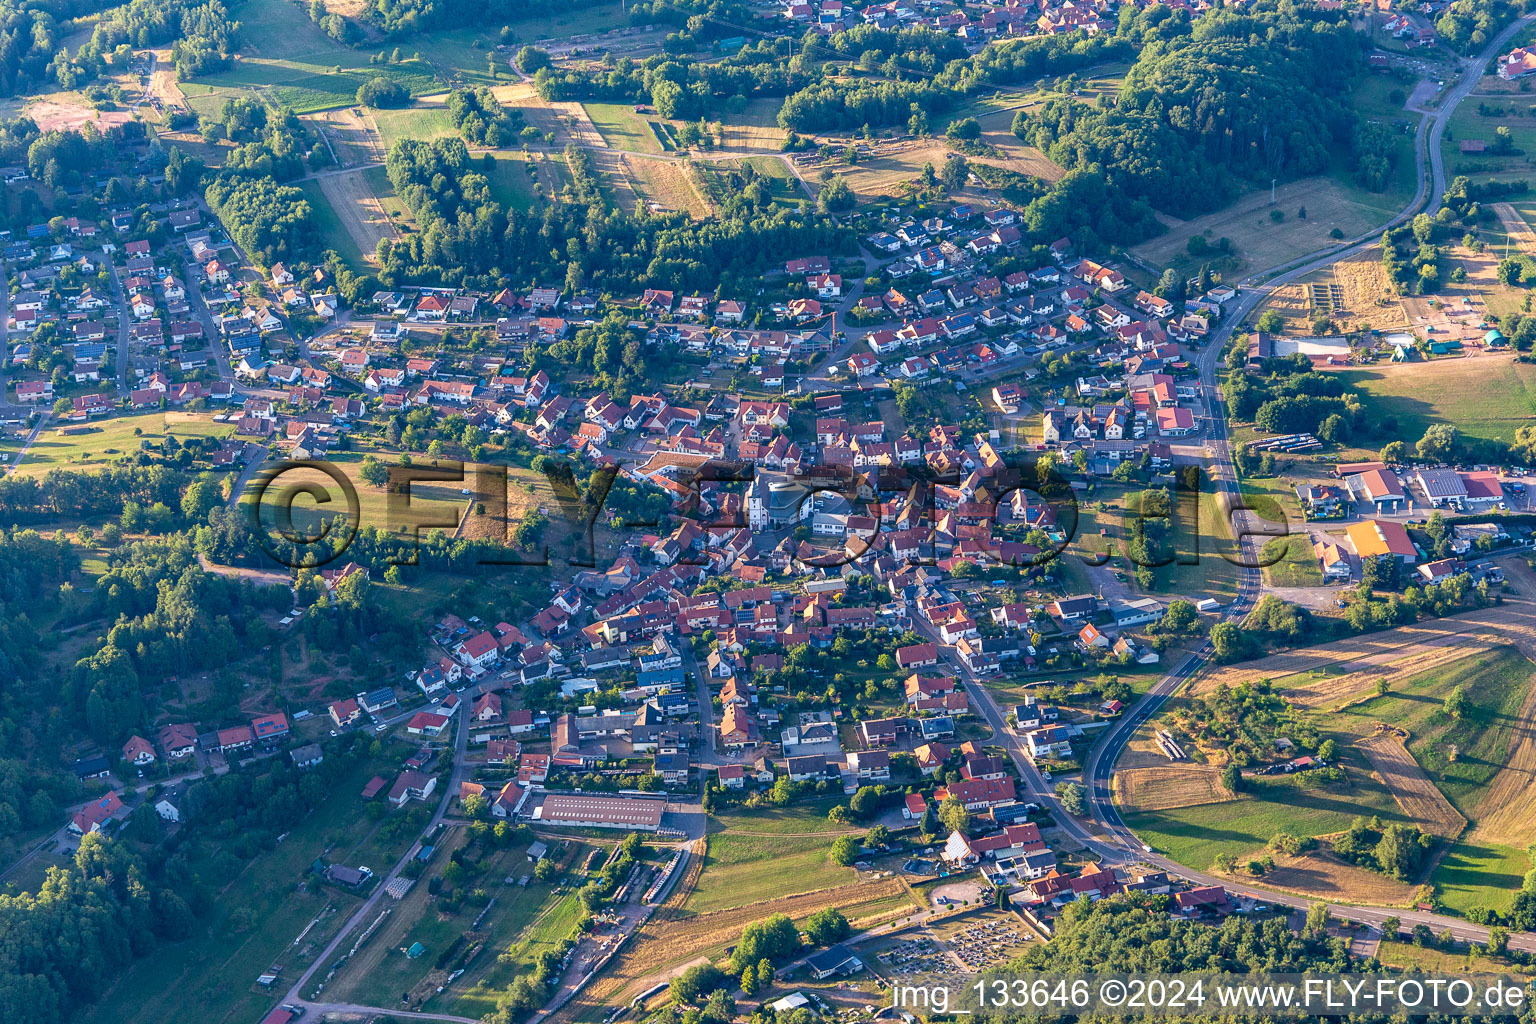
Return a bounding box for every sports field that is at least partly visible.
[1333,357,1536,446]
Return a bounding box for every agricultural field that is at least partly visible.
[14,412,234,478]
[1256,248,1411,335]
[301,177,368,267]
[686,832,858,914]
[371,101,459,150]
[1113,764,1235,813]
[78,755,428,1024]
[1333,358,1536,446]
[1354,733,1466,839]
[714,97,788,153]
[1254,848,1419,905]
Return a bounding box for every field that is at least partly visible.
[1257,248,1410,335]
[240,451,470,539]
[1122,767,1410,875]
[715,97,788,153]
[706,797,861,835]
[584,102,663,155]
[486,153,542,213]
[1113,764,1235,813]
[686,833,857,914]
[1433,839,1530,917]
[301,177,368,266]
[1254,849,1419,905]
[192,54,443,115]
[305,107,388,166]
[14,412,234,477]
[829,142,960,201]
[1131,176,1408,280]
[371,101,459,149]
[629,155,711,217]
[1332,357,1536,446]
[1355,733,1466,838]
[79,754,427,1024]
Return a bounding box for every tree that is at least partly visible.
[462,793,488,818]
[849,786,879,819]
[938,795,970,833]
[359,454,388,487]
[515,46,551,74]
[803,908,851,946]
[1220,763,1242,795]
[1304,901,1330,934]
[940,154,969,190]
[818,175,855,214]
[830,834,861,866]
[1317,739,1337,762]
[1210,620,1247,661]
[1256,309,1285,334]
[919,802,939,836]
[356,77,410,108]
[945,116,981,140]
[867,824,892,848]
[1055,781,1087,816]
[1160,599,1197,633]
[1417,423,1459,462]
[1444,684,1468,720]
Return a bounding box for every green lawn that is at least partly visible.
[445,880,575,1018]
[1334,360,1536,446]
[584,102,662,155]
[686,833,856,915]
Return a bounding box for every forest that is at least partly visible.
[1015,4,1361,217]
[377,137,850,292]
[204,174,318,265]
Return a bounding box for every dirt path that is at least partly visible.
[1493,202,1536,253]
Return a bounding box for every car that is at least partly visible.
[375,723,388,733]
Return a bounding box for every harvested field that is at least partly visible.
[316,168,398,265]
[307,107,389,165]
[1356,732,1467,838]
[1113,726,1181,770]
[716,97,787,153]
[1114,765,1235,813]
[828,142,957,200]
[1250,849,1419,906]
[1333,250,1410,331]
[1282,645,1490,711]
[969,107,1064,183]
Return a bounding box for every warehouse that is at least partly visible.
[532,793,664,831]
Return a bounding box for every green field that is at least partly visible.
[1433,839,1528,918]
[1331,647,1535,818]
[79,754,427,1024]
[1123,769,1410,871]
[585,102,662,155]
[15,412,234,477]
[707,796,856,835]
[299,179,365,266]
[486,153,541,212]
[201,57,441,114]
[447,884,584,1018]
[1334,359,1536,446]
[687,833,856,914]
[372,102,458,148]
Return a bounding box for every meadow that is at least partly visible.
[685,833,856,915]
[14,412,233,477]
[1333,358,1536,446]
